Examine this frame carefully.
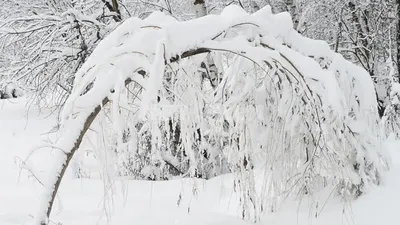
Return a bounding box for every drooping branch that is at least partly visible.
[38,45,218,223]
[36,40,312,223]
[38,5,385,223]
[39,41,268,223]
[170,48,210,63]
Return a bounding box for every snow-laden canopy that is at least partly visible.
[36,5,387,225]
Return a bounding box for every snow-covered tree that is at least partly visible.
[0,0,121,105]
[34,6,387,224]
[235,0,398,117]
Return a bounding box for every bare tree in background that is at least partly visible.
[0,0,122,105]
[193,0,220,88]
[397,0,400,79]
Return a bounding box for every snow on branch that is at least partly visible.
[0,1,115,107]
[36,5,387,224]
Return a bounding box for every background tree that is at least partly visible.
[397,0,400,79]
[0,0,123,105]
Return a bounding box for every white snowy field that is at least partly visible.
[1,97,400,225]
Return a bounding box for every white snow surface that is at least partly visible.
[1,97,400,225]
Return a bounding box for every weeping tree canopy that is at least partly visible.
[36,5,387,225]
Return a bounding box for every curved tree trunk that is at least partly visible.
[36,48,212,224]
[38,97,109,225]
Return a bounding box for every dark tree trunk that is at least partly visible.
[111,0,122,21]
[101,0,122,22]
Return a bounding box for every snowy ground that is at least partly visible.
[1,97,400,225]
